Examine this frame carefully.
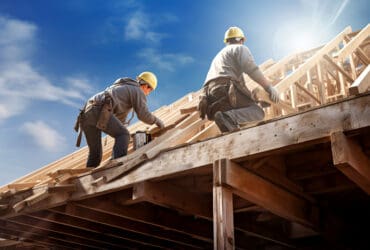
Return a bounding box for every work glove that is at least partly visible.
[198,95,208,120]
[155,118,165,129]
[265,85,280,103]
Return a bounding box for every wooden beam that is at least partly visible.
[7,215,127,249]
[217,159,317,228]
[180,106,198,114]
[27,211,169,249]
[323,54,354,83]
[73,197,213,242]
[294,82,321,104]
[47,184,76,193]
[0,228,70,249]
[335,24,370,62]
[39,208,209,249]
[331,131,370,194]
[128,181,212,219]
[0,220,97,249]
[355,47,370,65]
[349,65,370,95]
[48,168,91,178]
[187,122,220,143]
[7,183,38,191]
[213,159,235,250]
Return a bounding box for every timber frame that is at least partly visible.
[0,24,369,249]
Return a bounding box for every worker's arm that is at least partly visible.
[240,46,279,103]
[132,89,165,129]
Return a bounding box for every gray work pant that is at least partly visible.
[81,105,130,168]
[225,103,265,126]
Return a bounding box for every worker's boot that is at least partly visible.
[214,111,238,132]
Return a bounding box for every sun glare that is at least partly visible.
[272,23,320,59]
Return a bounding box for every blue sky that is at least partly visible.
[0,0,369,186]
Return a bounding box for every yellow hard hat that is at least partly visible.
[137,71,157,90]
[224,26,246,43]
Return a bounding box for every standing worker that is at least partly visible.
[75,71,165,168]
[198,26,280,132]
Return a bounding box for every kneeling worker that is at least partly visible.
[75,71,164,168]
[199,26,280,132]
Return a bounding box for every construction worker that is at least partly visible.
[198,26,280,132]
[75,72,164,168]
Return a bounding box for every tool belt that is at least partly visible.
[74,104,86,147]
[199,78,255,120]
[74,92,113,147]
[96,92,113,130]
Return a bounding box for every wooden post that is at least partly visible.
[213,159,234,250]
[316,62,327,104]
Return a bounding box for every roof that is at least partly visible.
[0,24,369,249]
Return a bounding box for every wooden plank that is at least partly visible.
[349,65,370,95]
[127,181,211,219]
[275,26,352,93]
[25,190,50,206]
[7,183,39,191]
[90,113,206,183]
[48,168,91,178]
[331,131,370,194]
[145,117,207,159]
[187,122,220,143]
[213,159,235,250]
[219,159,317,228]
[180,106,198,114]
[47,184,76,193]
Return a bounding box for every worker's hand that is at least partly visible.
[265,85,280,103]
[198,95,208,120]
[155,118,165,129]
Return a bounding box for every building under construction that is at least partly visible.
[0,24,369,249]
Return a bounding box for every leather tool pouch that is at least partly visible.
[74,104,86,147]
[206,84,233,120]
[96,94,113,130]
[228,81,255,108]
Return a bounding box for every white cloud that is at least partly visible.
[0,16,93,122]
[66,76,94,93]
[22,120,66,152]
[137,48,194,72]
[124,11,168,44]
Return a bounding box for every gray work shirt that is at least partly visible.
[88,78,157,125]
[204,44,258,86]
